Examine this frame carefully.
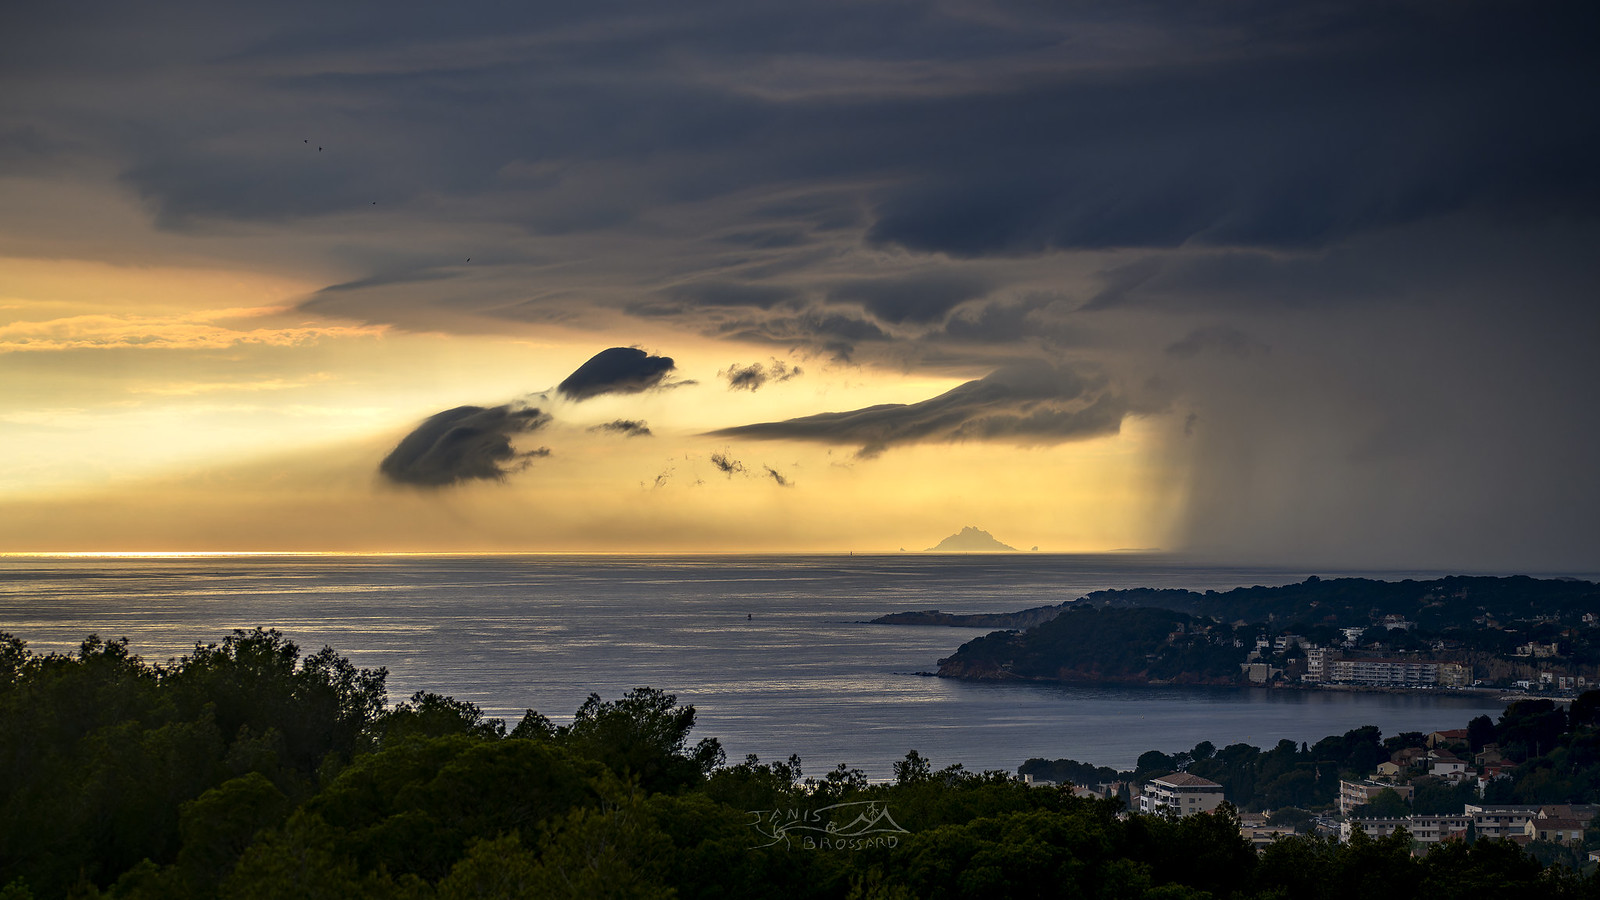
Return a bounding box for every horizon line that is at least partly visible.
[0,548,1169,559]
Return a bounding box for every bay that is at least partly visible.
[0,552,1559,778]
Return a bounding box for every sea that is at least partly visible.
[0,552,1580,779]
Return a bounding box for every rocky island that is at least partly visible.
[925,526,1017,551]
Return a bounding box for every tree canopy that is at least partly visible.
[2,628,1598,899]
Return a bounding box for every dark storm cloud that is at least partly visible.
[14,0,1591,343]
[379,404,551,487]
[660,281,802,310]
[1082,251,1383,313]
[826,272,993,324]
[589,419,653,437]
[557,348,676,401]
[934,293,1090,347]
[709,361,1126,457]
[721,360,801,392]
[863,5,1600,257]
[711,310,891,362]
[8,0,1600,569]
[47,5,1600,249]
[1165,326,1269,360]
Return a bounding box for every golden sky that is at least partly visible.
[0,252,1179,552]
[2,3,1596,567]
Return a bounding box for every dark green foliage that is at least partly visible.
[1411,776,1479,815]
[434,833,542,900]
[0,629,386,896]
[1570,691,1600,730]
[509,708,556,740]
[219,810,432,900]
[1499,699,1569,761]
[1254,828,1422,900]
[1310,724,1385,777]
[701,753,805,811]
[1468,714,1497,752]
[559,687,724,794]
[175,772,293,892]
[1137,750,1177,776]
[1086,576,1600,633]
[894,749,933,785]
[941,607,1243,683]
[1350,788,1411,819]
[376,691,505,744]
[648,792,802,900]
[946,575,1600,689]
[164,629,388,777]
[305,736,609,880]
[1417,838,1551,899]
[1016,756,1119,788]
[7,627,1600,898]
[521,790,676,899]
[1381,731,1425,753]
[1125,803,1258,897]
[886,807,1128,899]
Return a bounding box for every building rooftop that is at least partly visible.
[1151,772,1223,788]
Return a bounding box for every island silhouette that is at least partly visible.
[926,526,1017,551]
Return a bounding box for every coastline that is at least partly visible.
[929,670,1572,702]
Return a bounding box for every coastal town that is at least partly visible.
[889,575,1600,694]
[1023,702,1600,867]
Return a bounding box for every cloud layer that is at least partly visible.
[557,348,677,401]
[590,419,652,437]
[379,405,551,487]
[5,1,1599,565]
[711,362,1126,457]
[721,359,801,392]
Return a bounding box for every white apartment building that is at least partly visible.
[1339,815,1469,844]
[1305,647,1329,682]
[1463,804,1541,839]
[1325,658,1470,688]
[1139,773,1225,816]
[1338,779,1415,816]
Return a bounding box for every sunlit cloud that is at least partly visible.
[132,374,336,396]
[0,307,387,353]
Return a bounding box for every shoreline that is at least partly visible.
[930,672,1569,701]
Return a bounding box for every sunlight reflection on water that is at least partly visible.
[0,553,1549,777]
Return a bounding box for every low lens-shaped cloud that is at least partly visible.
[709,361,1124,457]
[589,419,653,437]
[379,404,551,487]
[557,347,676,401]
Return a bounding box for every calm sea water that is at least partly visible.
[0,553,1562,778]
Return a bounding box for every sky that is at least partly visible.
[1,1,1596,568]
